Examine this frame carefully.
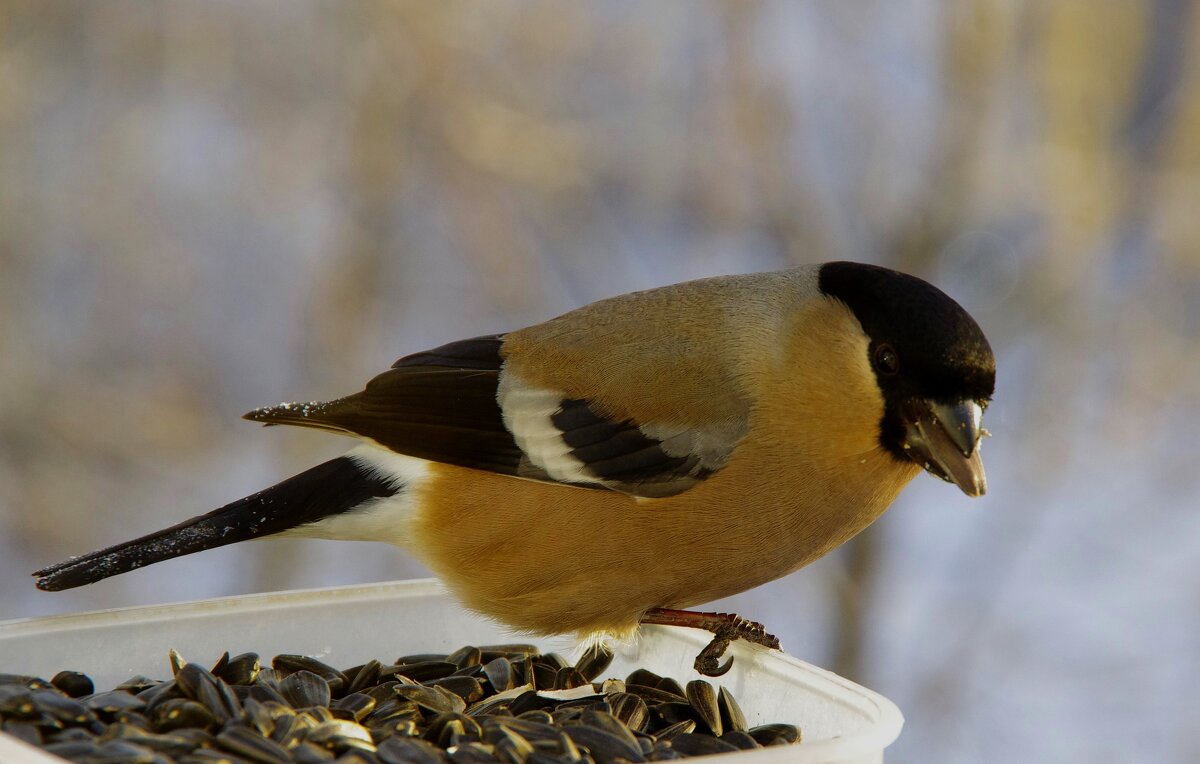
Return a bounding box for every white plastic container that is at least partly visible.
[0,579,902,763]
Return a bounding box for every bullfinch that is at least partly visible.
[34,261,995,675]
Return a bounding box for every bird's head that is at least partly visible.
[819,262,995,497]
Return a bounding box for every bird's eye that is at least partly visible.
[873,344,899,376]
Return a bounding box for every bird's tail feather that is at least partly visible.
[33,455,402,592]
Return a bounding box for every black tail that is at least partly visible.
[33,456,402,592]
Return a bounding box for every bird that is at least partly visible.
[33,261,995,676]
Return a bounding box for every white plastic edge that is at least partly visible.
[0,579,903,764]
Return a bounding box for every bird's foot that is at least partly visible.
[639,608,781,677]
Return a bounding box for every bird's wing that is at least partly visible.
[245,333,747,498]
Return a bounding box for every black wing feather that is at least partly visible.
[247,334,729,497]
[551,398,714,495]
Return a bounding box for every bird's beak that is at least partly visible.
[902,399,987,497]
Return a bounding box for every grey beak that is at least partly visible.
[929,400,984,458]
[903,399,988,497]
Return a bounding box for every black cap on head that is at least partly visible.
[818,261,995,461]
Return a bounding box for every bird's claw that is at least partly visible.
[694,639,735,677]
[692,618,781,676]
[641,608,781,677]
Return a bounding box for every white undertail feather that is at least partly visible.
[282,444,430,547]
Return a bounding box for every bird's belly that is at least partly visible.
[405,455,916,637]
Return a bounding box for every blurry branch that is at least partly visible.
[254,4,422,592]
[889,0,1022,270]
[718,2,835,264]
[911,0,1196,732]
[833,0,1021,682]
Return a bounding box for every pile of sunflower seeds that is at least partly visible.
[0,644,800,763]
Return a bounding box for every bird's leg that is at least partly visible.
[639,608,782,677]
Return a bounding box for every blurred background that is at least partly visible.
[2,1,1198,761]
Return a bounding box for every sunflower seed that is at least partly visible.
[426,675,485,703]
[377,736,448,764]
[573,644,613,683]
[651,719,695,742]
[216,724,292,764]
[481,658,514,694]
[346,660,383,696]
[332,692,377,722]
[748,722,801,745]
[216,653,262,686]
[279,670,332,709]
[273,655,347,697]
[562,724,645,764]
[580,708,641,751]
[668,732,739,757]
[6,642,804,761]
[149,698,219,732]
[395,684,466,715]
[683,681,720,736]
[608,693,648,732]
[716,686,746,734]
[85,689,147,716]
[2,720,40,746]
[176,663,241,721]
[446,645,483,669]
[50,670,94,698]
[388,661,460,683]
[718,730,760,750]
